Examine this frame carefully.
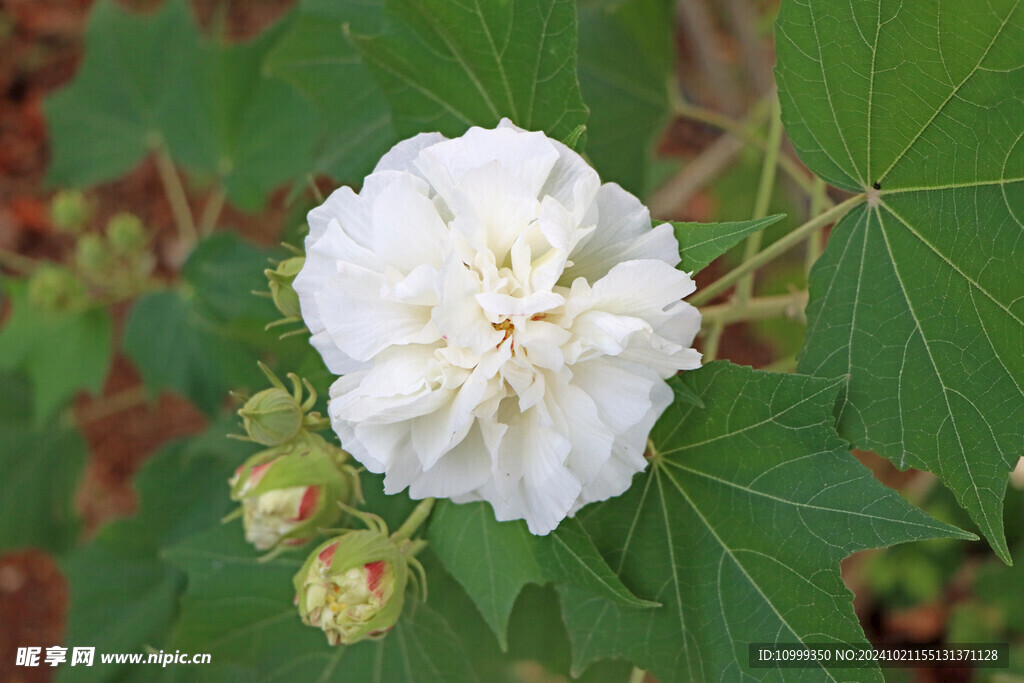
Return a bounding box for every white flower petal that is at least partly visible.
[300,121,704,535]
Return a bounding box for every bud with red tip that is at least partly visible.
[228,441,355,551]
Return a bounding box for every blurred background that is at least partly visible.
[0,1,1021,681]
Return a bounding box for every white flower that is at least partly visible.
[294,120,701,535]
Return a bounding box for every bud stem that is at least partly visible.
[392,498,436,541]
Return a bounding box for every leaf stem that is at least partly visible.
[805,177,827,276]
[152,141,198,247]
[392,497,436,541]
[198,185,227,237]
[735,95,783,304]
[628,666,647,683]
[0,248,40,274]
[689,193,865,307]
[700,291,808,326]
[670,91,831,206]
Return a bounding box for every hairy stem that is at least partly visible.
[805,176,827,276]
[198,185,227,238]
[735,95,784,304]
[393,497,436,541]
[689,193,865,307]
[700,291,808,326]
[152,142,198,247]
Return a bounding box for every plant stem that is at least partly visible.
[393,497,436,541]
[700,291,808,326]
[628,666,647,683]
[198,185,226,237]
[152,141,198,247]
[805,176,827,276]
[735,95,783,305]
[689,193,865,307]
[671,93,831,206]
[0,248,39,274]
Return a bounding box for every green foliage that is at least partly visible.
[672,214,784,273]
[59,423,248,683]
[122,233,277,415]
[351,0,588,140]
[0,283,111,422]
[577,0,673,194]
[557,362,972,681]
[0,373,85,553]
[429,501,655,649]
[45,0,317,211]
[776,0,1024,561]
[266,0,397,184]
[166,524,479,682]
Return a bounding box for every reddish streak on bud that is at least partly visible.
[318,541,338,567]
[249,461,273,486]
[295,486,320,521]
[365,561,385,595]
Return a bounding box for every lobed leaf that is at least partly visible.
[776,0,1024,561]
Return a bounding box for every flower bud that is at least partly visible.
[228,446,354,551]
[294,531,408,645]
[238,387,304,446]
[265,256,304,320]
[50,190,91,234]
[106,212,146,255]
[27,265,86,312]
[74,233,111,275]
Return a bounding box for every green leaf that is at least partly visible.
[44,0,199,187]
[0,373,85,553]
[123,234,276,415]
[45,0,318,211]
[776,0,1024,561]
[59,422,247,683]
[352,0,588,140]
[166,524,479,682]
[558,362,973,681]
[428,500,655,650]
[265,0,397,183]
[0,284,112,422]
[672,214,785,274]
[577,0,673,194]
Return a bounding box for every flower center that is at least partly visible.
[491,318,515,347]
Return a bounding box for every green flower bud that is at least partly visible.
[50,190,91,234]
[27,265,86,312]
[228,445,354,551]
[105,212,146,255]
[265,256,304,320]
[238,387,304,446]
[74,233,111,275]
[235,363,329,446]
[294,531,409,645]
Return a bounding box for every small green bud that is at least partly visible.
[295,530,410,645]
[27,265,86,312]
[228,445,355,551]
[50,190,91,234]
[74,234,111,275]
[105,212,146,254]
[238,387,304,446]
[265,256,304,320]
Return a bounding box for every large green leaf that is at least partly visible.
[265,0,397,184]
[45,0,317,211]
[672,214,785,274]
[776,0,1024,561]
[428,501,656,650]
[0,373,85,553]
[577,0,673,194]
[122,234,277,415]
[59,422,247,683]
[351,0,588,140]
[0,285,111,422]
[558,362,973,681]
[166,524,478,683]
